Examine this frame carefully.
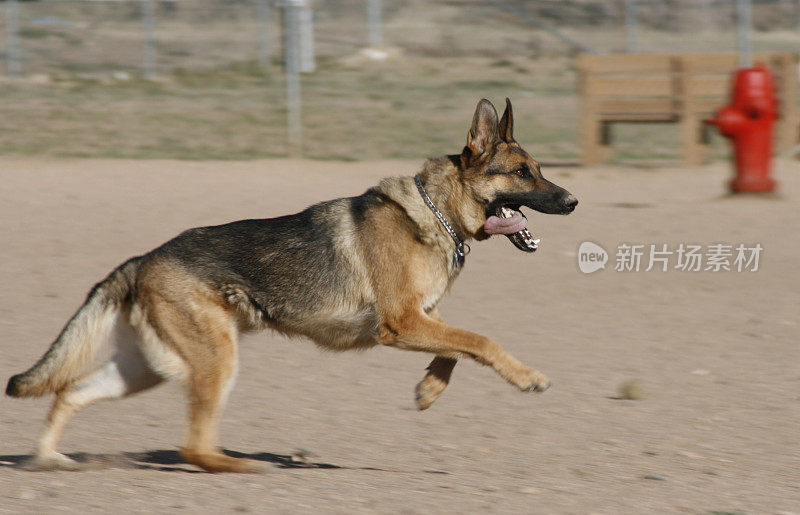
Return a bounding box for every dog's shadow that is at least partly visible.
[0,449,351,473]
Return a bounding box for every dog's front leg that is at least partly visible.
[415,309,457,410]
[415,356,457,410]
[380,310,550,394]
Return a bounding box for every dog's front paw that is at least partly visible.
[415,374,447,410]
[521,370,551,393]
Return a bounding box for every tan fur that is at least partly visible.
[35,303,118,396]
[7,261,137,398]
[9,99,573,473]
[360,161,552,394]
[134,260,263,472]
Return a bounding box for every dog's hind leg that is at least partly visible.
[30,322,163,470]
[178,333,264,474]
[178,328,265,474]
[135,264,264,474]
[415,356,457,410]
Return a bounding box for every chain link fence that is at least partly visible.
[5,0,800,77]
[1,0,799,160]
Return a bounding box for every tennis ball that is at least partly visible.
[618,379,646,400]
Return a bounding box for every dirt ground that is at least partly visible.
[0,157,797,514]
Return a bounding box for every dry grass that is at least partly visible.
[0,54,737,162]
[0,56,588,161]
[2,0,799,161]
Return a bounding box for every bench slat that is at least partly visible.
[586,76,673,97]
[579,52,799,165]
[685,75,731,97]
[601,114,678,122]
[577,54,672,73]
[679,52,793,73]
[595,99,675,114]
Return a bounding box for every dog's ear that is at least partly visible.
[499,97,515,143]
[463,99,499,166]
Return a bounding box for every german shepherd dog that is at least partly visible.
[6,98,577,473]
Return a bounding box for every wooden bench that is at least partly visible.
[577,52,799,165]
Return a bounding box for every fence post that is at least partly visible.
[142,0,157,79]
[5,0,21,78]
[367,0,382,47]
[737,0,752,68]
[487,0,593,54]
[282,0,303,158]
[299,1,315,73]
[625,0,639,54]
[257,0,271,67]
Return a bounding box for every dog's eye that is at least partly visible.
[512,167,526,177]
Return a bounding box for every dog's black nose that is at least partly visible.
[564,194,578,212]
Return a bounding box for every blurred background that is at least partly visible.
[2,3,799,512]
[2,0,800,162]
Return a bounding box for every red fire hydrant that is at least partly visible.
[707,64,777,193]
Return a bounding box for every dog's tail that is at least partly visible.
[6,258,140,398]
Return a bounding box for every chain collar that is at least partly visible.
[414,174,470,269]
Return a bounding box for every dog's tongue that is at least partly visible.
[486,207,540,252]
[484,211,527,235]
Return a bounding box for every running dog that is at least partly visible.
[6,98,577,472]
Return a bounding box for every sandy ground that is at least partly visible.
[0,157,798,514]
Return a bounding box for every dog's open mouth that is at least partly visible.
[484,206,540,252]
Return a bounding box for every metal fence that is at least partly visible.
[5,0,800,78]
[2,0,799,160]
